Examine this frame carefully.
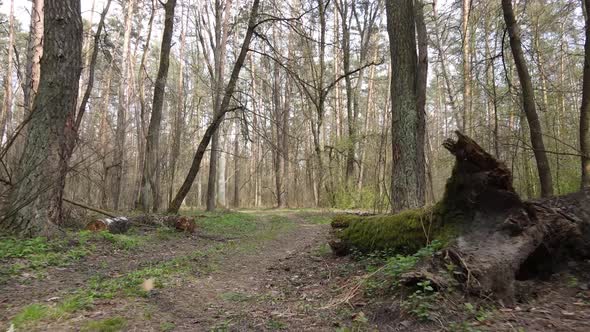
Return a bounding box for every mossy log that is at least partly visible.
[331,131,590,304]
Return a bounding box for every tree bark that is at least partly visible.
[141,0,177,212]
[206,0,233,212]
[0,0,15,141]
[461,0,472,134]
[23,0,44,114]
[502,0,553,197]
[168,0,260,214]
[581,0,590,188]
[0,0,83,237]
[386,0,425,212]
[169,2,187,208]
[111,0,136,210]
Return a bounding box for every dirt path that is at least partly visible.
[15,210,366,331]
[150,212,334,331]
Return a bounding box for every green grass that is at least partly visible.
[220,291,252,302]
[8,211,296,329]
[98,232,143,250]
[304,214,332,225]
[160,321,176,331]
[81,317,127,332]
[11,303,51,328]
[191,211,257,237]
[0,234,92,283]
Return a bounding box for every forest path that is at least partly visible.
[150,210,337,331]
[13,210,368,331]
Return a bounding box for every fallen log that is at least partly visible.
[86,215,196,234]
[331,131,590,304]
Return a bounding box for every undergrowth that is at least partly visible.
[7,211,293,329]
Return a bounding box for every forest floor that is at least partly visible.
[2,210,590,331]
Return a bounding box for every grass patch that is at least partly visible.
[191,211,257,237]
[160,321,176,331]
[305,214,332,225]
[98,232,143,250]
[81,317,127,332]
[0,234,92,283]
[11,303,50,328]
[8,212,296,329]
[220,291,251,302]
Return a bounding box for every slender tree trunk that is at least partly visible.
[23,0,44,114]
[134,0,156,209]
[462,0,472,134]
[168,0,260,213]
[386,0,425,212]
[502,0,554,197]
[74,0,112,134]
[0,0,82,237]
[0,0,15,141]
[111,0,136,210]
[206,0,233,211]
[169,2,187,208]
[141,0,177,212]
[100,64,114,209]
[581,0,590,187]
[233,121,240,207]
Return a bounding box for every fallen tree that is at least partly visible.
[331,131,590,304]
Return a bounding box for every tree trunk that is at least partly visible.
[23,0,44,114]
[461,0,472,134]
[0,0,15,141]
[168,1,187,209]
[133,0,155,209]
[0,0,82,237]
[386,0,425,212]
[74,0,112,134]
[141,0,177,212]
[581,0,590,188]
[111,0,136,210]
[168,0,260,214]
[502,0,553,197]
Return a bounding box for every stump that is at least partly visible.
[331,131,590,304]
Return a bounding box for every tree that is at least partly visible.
[0,0,15,140]
[23,0,44,114]
[581,0,590,188]
[0,0,83,236]
[110,0,136,210]
[385,0,425,212]
[168,0,260,214]
[501,0,554,197]
[140,0,177,212]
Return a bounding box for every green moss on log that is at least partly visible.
[332,204,461,255]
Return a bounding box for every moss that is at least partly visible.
[333,204,461,254]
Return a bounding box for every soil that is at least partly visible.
[2,210,590,331]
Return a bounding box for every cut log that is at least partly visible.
[86,215,196,234]
[331,131,590,305]
[85,217,131,234]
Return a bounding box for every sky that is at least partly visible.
[1,0,110,29]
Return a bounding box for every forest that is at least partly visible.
[1,0,590,330]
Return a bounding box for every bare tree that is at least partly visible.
[502,0,554,197]
[140,0,177,212]
[168,0,260,213]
